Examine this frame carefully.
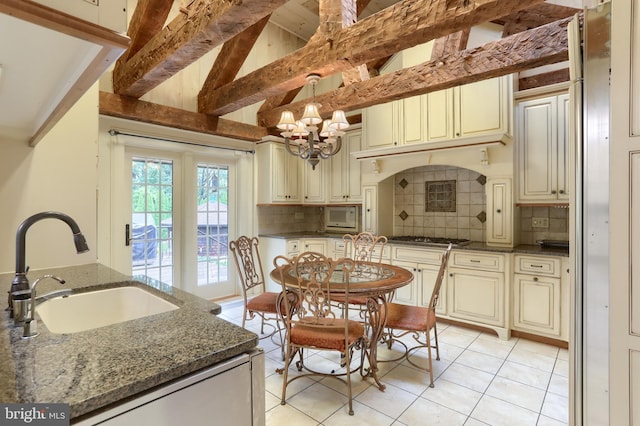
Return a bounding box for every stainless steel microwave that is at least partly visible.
[324,206,359,232]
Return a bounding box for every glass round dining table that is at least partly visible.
[270,260,414,390]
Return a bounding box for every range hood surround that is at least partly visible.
[358,132,514,184]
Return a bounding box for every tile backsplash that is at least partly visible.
[392,165,487,241]
[518,206,569,244]
[257,205,322,234]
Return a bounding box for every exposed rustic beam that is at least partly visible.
[203,0,545,116]
[197,14,270,112]
[518,68,570,90]
[496,2,579,36]
[100,92,267,141]
[431,29,470,59]
[113,0,287,98]
[258,88,304,114]
[258,17,572,128]
[117,0,172,63]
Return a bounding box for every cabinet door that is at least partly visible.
[517,96,558,201]
[328,130,362,203]
[401,95,426,144]
[345,130,362,202]
[557,93,570,201]
[418,263,446,315]
[448,268,505,326]
[301,239,326,255]
[457,77,509,138]
[513,273,561,336]
[425,89,455,141]
[272,144,302,202]
[391,260,418,305]
[362,185,377,233]
[486,178,512,246]
[363,101,398,149]
[303,160,326,204]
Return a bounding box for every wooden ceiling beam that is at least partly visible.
[100,92,267,141]
[431,29,471,59]
[202,0,545,116]
[112,0,287,98]
[117,0,172,63]
[197,14,270,112]
[258,16,572,128]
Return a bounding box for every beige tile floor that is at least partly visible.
[218,300,569,426]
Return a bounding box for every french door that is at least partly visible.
[124,148,236,300]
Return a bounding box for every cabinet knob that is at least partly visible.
[449,273,453,277]
[413,268,417,272]
[367,209,371,212]
[456,132,460,137]
[559,189,565,194]
[551,190,557,194]
[417,269,422,272]
[533,277,539,282]
[496,209,501,213]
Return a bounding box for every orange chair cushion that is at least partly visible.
[246,291,280,314]
[291,318,365,352]
[383,303,436,332]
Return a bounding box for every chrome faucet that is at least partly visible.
[21,275,66,338]
[8,212,89,321]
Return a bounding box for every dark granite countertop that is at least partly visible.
[259,233,569,257]
[0,264,257,420]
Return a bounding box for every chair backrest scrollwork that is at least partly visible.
[343,232,388,263]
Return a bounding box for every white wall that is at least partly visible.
[0,84,98,274]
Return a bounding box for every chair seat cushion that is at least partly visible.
[246,291,280,314]
[331,294,369,306]
[291,318,365,352]
[384,303,436,332]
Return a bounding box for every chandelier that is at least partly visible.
[276,74,349,170]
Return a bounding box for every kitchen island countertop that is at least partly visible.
[0,263,257,420]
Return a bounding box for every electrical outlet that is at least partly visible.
[532,217,549,228]
[295,212,304,220]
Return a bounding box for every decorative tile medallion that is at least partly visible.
[425,180,456,212]
[399,210,409,221]
[476,175,487,186]
[476,211,487,223]
[399,178,408,189]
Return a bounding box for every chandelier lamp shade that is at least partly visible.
[276,73,349,170]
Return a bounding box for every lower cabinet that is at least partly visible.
[447,250,509,339]
[391,246,446,313]
[512,254,567,341]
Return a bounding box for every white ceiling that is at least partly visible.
[0,12,102,143]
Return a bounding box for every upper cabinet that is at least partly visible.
[516,93,570,203]
[302,159,327,204]
[328,129,362,203]
[256,142,302,204]
[363,40,511,151]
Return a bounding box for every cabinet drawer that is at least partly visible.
[514,255,560,277]
[451,251,504,272]
[392,246,442,264]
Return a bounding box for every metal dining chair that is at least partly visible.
[380,243,452,387]
[333,232,389,318]
[229,235,284,359]
[273,251,366,416]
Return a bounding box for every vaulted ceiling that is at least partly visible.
[28,0,585,143]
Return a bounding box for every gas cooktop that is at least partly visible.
[388,236,471,246]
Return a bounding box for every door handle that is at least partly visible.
[125,224,131,246]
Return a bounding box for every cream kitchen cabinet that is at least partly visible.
[362,182,393,236]
[447,250,509,339]
[256,141,302,204]
[512,254,568,341]
[516,93,570,203]
[486,178,513,247]
[302,159,327,204]
[456,77,512,139]
[363,54,402,149]
[328,129,362,203]
[391,246,447,314]
[331,238,390,262]
[300,238,327,254]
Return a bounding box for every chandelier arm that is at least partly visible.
[284,137,303,157]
